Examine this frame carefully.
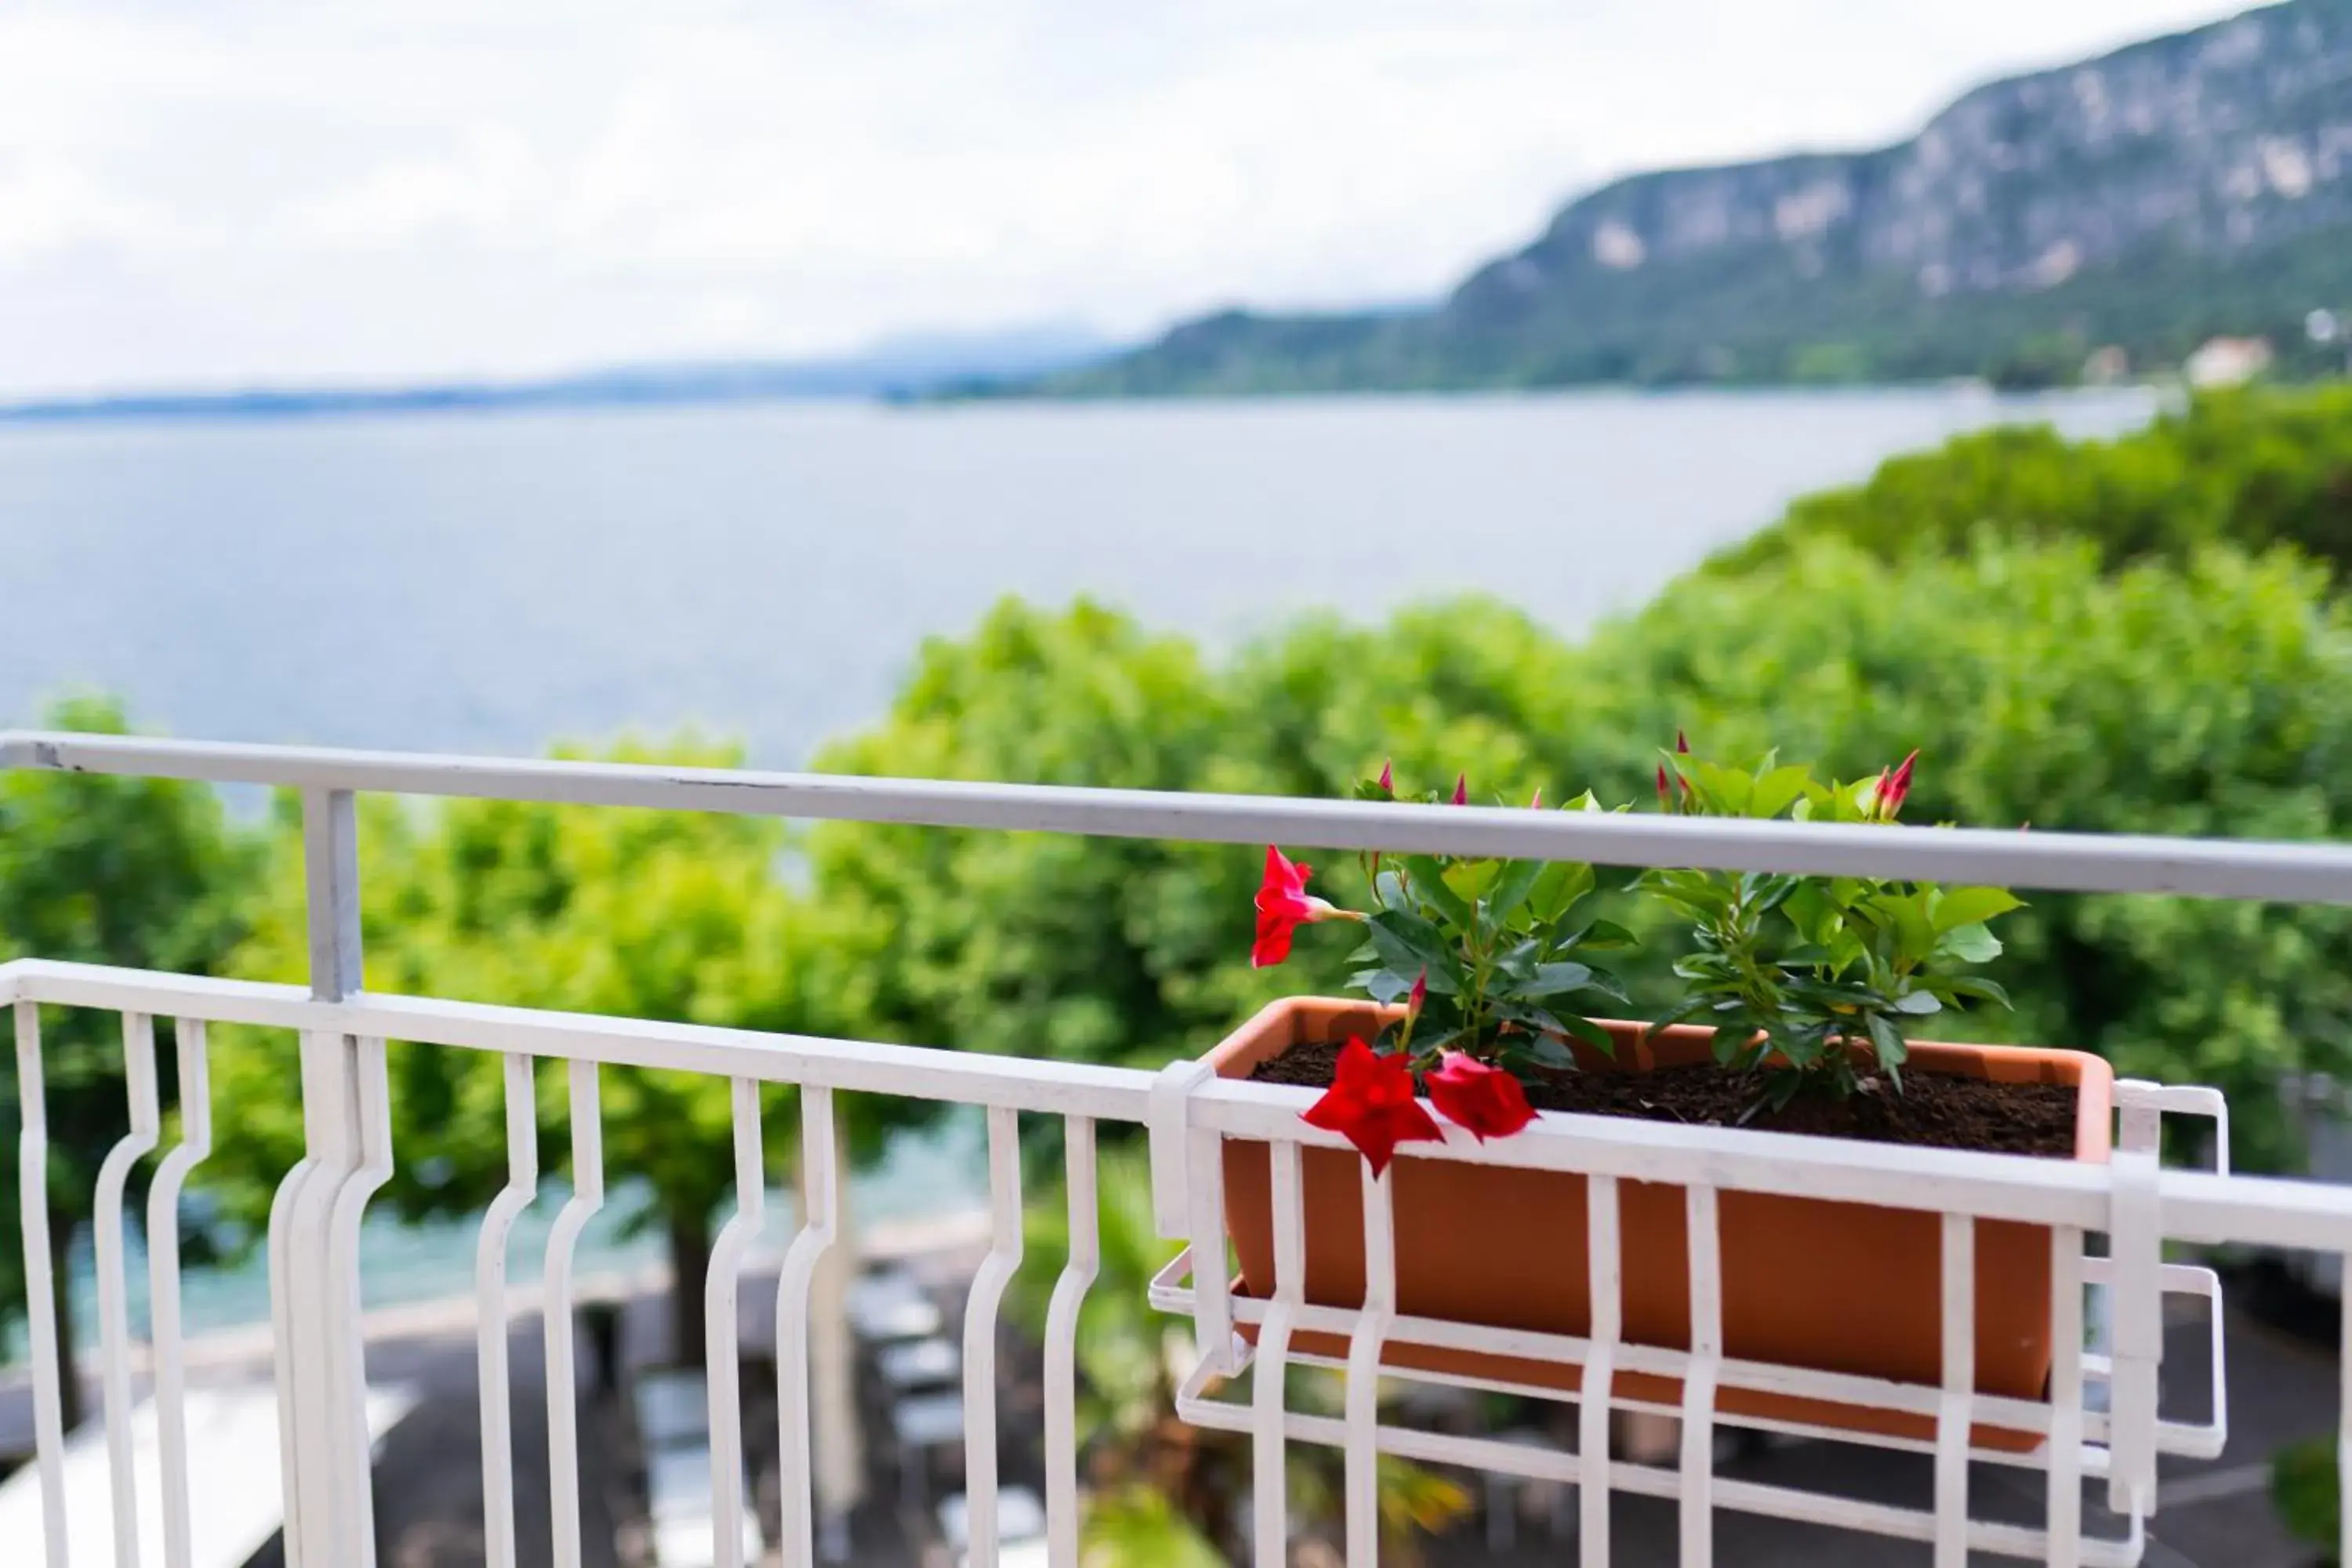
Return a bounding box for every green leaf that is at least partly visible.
[1781,882,1840,947]
[1933,886,2023,933]
[1527,1034,1577,1068]
[1401,855,1474,931]
[1443,859,1499,906]
[1938,923,2003,964]
[1373,869,1412,913]
[1693,760,1754,815]
[1520,960,1593,996]
[1553,1012,1617,1055]
[1526,859,1595,925]
[1483,856,1547,931]
[1892,989,1942,1015]
[1935,975,2013,1009]
[1749,764,1814,820]
[1571,917,1637,950]
[1866,1012,1909,1073]
[1364,909,1458,991]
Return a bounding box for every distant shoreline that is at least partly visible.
[0,376,2176,429]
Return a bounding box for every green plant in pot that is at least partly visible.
[1247,764,1638,1166]
[1211,744,2109,1448]
[1642,738,2023,1115]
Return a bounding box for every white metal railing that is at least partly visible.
[5,731,2352,1568]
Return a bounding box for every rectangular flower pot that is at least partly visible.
[1207,996,2114,1449]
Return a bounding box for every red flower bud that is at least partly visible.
[1656,762,1671,809]
[1300,1038,1445,1175]
[1450,774,1468,806]
[1527,786,1543,810]
[1883,748,1918,820]
[1251,845,1348,967]
[1406,969,1428,1022]
[1675,728,1691,754]
[1377,759,1394,795]
[1427,1052,1536,1143]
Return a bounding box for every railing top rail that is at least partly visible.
[0,959,1157,1123]
[7,728,2352,903]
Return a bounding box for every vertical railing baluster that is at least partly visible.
[775,1085,839,1568]
[961,1106,1025,1568]
[267,1033,334,1568]
[272,785,369,1568]
[1042,1116,1099,1568]
[15,1001,71,1568]
[148,1019,213,1568]
[545,1060,605,1568]
[1185,1123,1232,1377]
[476,1052,539,1568]
[705,1078,766,1568]
[1253,1141,1304,1567]
[1678,1184,1721,1568]
[2047,1225,2086,1568]
[1933,1214,1975,1567]
[1581,1174,1621,1567]
[325,1036,393,1568]
[94,1011,161,1568]
[1342,1160,1394,1566]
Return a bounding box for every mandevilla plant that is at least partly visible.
[1645,738,2020,1110]
[1251,764,1635,1161]
[1250,745,2023,1167]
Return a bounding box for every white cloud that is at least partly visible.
[0,0,2241,396]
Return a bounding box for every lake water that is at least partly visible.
[0,389,2158,765]
[0,387,2160,1348]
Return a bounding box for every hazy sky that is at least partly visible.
[2,0,2241,397]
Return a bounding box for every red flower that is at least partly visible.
[1427,1052,1537,1142]
[1377,759,1394,795]
[1301,1038,1444,1174]
[1450,773,1469,806]
[1252,845,1348,967]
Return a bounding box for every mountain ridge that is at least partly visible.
[1024,0,2352,395]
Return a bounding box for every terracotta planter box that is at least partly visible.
[1207,996,2114,1449]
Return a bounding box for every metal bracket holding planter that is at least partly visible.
[1144,1060,2234,1567]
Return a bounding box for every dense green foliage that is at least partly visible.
[1719,386,2352,577]
[203,738,902,1363]
[814,535,2352,1169]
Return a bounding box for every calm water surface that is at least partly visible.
[0,390,2157,763]
[0,389,2159,1347]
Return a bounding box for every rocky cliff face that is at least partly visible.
[1037,0,2352,395]
[1462,0,2352,315]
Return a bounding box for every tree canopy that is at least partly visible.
[1715,386,2352,579]
[205,737,906,1363]
[808,532,2352,1169]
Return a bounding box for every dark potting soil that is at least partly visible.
[1249,1038,2079,1157]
